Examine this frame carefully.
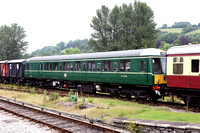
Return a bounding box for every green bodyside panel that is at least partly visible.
[25,70,155,86]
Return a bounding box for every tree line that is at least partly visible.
[25,39,92,58]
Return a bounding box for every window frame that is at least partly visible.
[191,59,199,73]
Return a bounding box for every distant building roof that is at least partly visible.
[28,48,165,62]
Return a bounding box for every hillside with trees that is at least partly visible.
[25,39,92,58]
[157,22,200,50]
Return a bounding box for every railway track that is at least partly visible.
[0,96,126,133]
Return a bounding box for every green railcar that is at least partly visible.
[25,48,166,100]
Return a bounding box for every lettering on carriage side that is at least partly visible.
[121,75,128,78]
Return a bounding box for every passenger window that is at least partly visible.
[153,58,161,74]
[113,62,118,71]
[47,63,49,70]
[173,64,183,74]
[173,57,177,62]
[192,59,199,72]
[83,63,86,71]
[59,63,62,71]
[180,57,183,62]
[87,61,95,71]
[53,62,58,70]
[120,60,130,71]
[173,57,183,74]
[140,61,146,72]
[97,63,101,71]
[50,63,52,70]
[103,61,111,71]
[70,62,73,70]
[63,62,65,70]
[66,62,70,70]
[26,64,29,70]
[75,61,81,71]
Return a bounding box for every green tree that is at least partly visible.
[160,33,179,44]
[161,24,168,29]
[172,22,191,28]
[89,5,111,51]
[63,47,81,55]
[0,23,28,60]
[88,1,158,51]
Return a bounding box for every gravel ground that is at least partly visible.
[0,110,58,133]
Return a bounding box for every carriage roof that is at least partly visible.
[28,48,165,62]
[167,44,200,55]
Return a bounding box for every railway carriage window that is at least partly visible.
[173,57,183,74]
[103,61,111,71]
[173,57,177,62]
[153,58,161,74]
[44,63,46,70]
[53,62,58,70]
[70,62,73,70]
[180,57,184,62]
[92,61,95,71]
[113,62,118,71]
[75,61,81,71]
[17,64,19,70]
[63,62,65,70]
[50,63,52,70]
[173,64,183,74]
[83,63,86,71]
[26,64,29,70]
[87,62,92,71]
[192,59,199,72]
[87,61,95,71]
[140,61,146,72]
[97,63,101,71]
[59,63,62,71]
[120,60,130,71]
[66,62,70,70]
[47,63,49,70]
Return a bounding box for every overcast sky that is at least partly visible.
[0,0,199,53]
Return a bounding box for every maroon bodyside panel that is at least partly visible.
[167,75,200,90]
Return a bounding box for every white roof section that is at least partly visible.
[167,44,200,55]
[28,48,165,62]
[0,60,8,63]
[7,59,26,63]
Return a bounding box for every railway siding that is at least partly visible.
[112,117,200,132]
[0,96,126,133]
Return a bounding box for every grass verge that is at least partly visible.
[0,89,200,124]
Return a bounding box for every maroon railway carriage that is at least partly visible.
[167,44,200,105]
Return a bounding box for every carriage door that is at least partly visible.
[139,59,148,84]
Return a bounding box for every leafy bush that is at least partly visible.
[48,92,59,101]
[30,87,36,95]
[88,98,93,103]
